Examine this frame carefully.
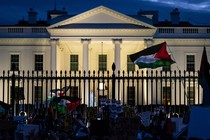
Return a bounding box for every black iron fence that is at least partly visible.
[0,63,201,116]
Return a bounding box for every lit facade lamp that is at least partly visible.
[98,82,108,91]
[99,82,104,90]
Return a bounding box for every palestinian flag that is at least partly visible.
[199,46,210,88]
[51,96,81,114]
[198,46,210,106]
[129,42,175,69]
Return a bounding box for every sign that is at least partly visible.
[140,111,151,127]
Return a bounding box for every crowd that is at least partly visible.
[0,102,190,140]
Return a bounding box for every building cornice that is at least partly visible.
[154,38,210,46]
[48,28,156,38]
[0,38,50,46]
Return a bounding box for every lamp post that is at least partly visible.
[11,63,16,117]
[112,63,116,100]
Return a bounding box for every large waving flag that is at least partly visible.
[129,42,175,69]
[198,46,210,106]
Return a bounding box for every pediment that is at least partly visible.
[48,6,155,29]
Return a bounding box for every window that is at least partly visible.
[186,55,195,71]
[70,55,78,71]
[187,87,195,105]
[10,87,24,101]
[127,55,135,71]
[127,86,135,106]
[35,55,43,71]
[70,86,78,98]
[162,87,171,105]
[35,86,42,102]
[99,55,107,71]
[11,54,19,71]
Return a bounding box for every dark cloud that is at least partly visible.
[139,0,210,11]
[0,0,210,25]
[176,0,209,4]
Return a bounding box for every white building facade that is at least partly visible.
[0,6,209,107]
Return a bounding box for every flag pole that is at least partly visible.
[167,44,191,112]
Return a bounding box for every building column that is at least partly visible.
[112,39,122,101]
[49,38,60,94]
[113,39,122,72]
[81,39,91,71]
[50,38,59,71]
[81,39,91,106]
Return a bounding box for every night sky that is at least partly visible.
[0,0,210,25]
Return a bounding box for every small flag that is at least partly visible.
[67,99,81,113]
[129,42,175,69]
[198,46,210,106]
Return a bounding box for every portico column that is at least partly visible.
[81,39,91,107]
[81,39,91,72]
[50,38,59,71]
[113,39,122,101]
[49,38,60,95]
[113,39,122,72]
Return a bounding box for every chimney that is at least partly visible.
[28,8,37,24]
[170,8,180,25]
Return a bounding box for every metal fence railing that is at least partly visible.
[0,63,201,116]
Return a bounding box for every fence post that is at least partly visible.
[112,63,116,99]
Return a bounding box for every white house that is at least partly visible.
[0,6,209,107]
